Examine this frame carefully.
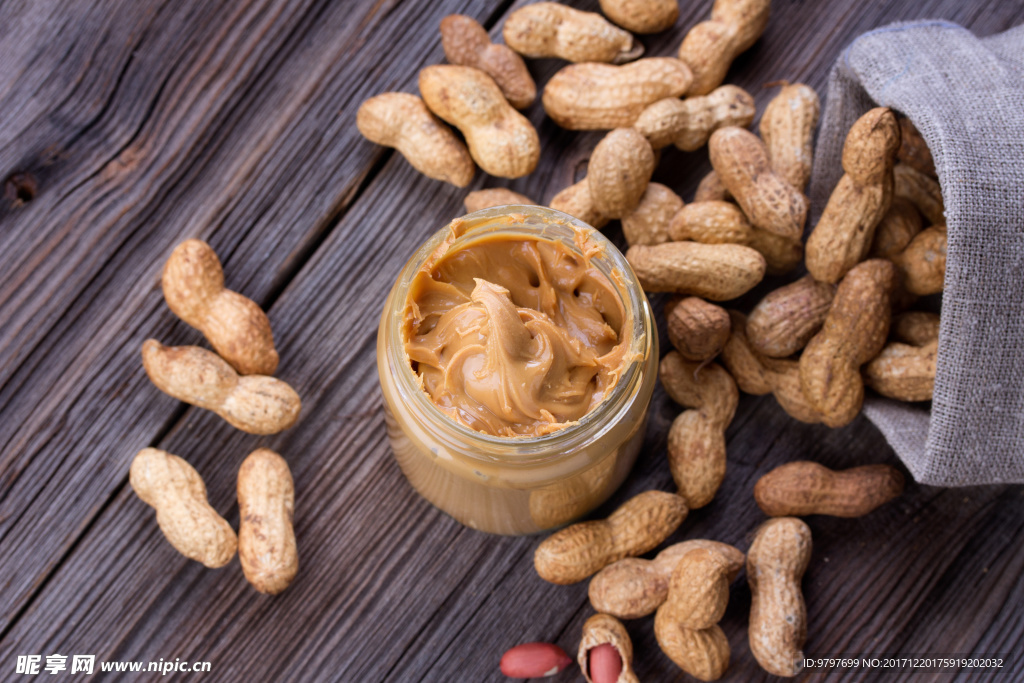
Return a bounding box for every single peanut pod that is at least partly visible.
[419,65,540,178]
[800,259,897,427]
[892,311,940,346]
[748,517,811,677]
[897,117,936,178]
[660,354,738,507]
[806,175,891,283]
[503,3,643,64]
[894,163,944,225]
[842,107,900,186]
[670,201,800,274]
[654,619,730,681]
[440,15,536,109]
[805,107,900,284]
[723,311,823,424]
[892,225,946,296]
[588,128,656,218]
[694,170,731,202]
[626,241,765,300]
[578,614,640,683]
[130,448,237,568]
[670,200,752,244]
[746,275,836,358]
[589,540,744,619]
[634,85,755,150]
[760,82,820,191]
[238,449,298,594]
[534,490,688,584]
[869,197,924,259]
[659,352,739,426]
[141,340,301,435]
[542,58,693,130]
[162,239,278,376]
[665,296,731,362]
[678,0,771,96]
[709,127,808,241]
[464,188,535,213]
[668,411,726,509]
[549,180,610,229]
[621,183,683,246]
[864,339,938,401]
[755,461,905,517]
[600,0,679,34]
[356,92,475,187]
[663,548,731,630]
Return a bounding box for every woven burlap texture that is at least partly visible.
[810,21,1024,485]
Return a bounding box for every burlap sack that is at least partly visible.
[809,21,1024,486]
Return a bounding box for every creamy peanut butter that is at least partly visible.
[403,226,632,437]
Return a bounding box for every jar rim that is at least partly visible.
[382,205,653,465]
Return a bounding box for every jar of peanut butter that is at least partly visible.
[377,205,657,535]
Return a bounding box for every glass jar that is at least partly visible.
[376,205,657,535]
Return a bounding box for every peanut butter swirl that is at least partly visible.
[403,230,632,436]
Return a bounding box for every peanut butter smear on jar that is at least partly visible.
[403,226,632,437]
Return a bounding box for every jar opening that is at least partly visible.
[384,205,652,463]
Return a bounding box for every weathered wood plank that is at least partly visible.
[2,0,1023,681]
[0,0,504,631]
[0,155,500,675]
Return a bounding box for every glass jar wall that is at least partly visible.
[376,206,657,535]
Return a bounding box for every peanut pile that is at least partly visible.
[134,239,300,595]
[357,0,943,678]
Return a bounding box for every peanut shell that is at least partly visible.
[440,14,535,109]
[805,107,900,284]
[747,517,811,677]
[549,180,610,229]
[238,448,298,594]
[589,540,743,619]
[503,3,642,64]
[665,296,731,362]
[464,188,535,214]
[754,461,905,517]
[130,448,237,568]
[578,614,640,683]
[600,0,678,34]
[799,259,897,428]
[419,65,539,179]
[760,82,820,191]
[542,58,693,130]
[356,92,475,187]
[626,241,766,300]
[746,275,836,358]
[621,183,683,246]
[588,128,656,218]
[534,490,688,585]
[634,85,755,151]
[709,127,808,241]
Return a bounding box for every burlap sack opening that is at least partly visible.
[810,20,1024,486]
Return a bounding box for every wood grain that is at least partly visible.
[0,0,501,631]
[1,0,1023,681]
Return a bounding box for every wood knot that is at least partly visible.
[4,172,37,206]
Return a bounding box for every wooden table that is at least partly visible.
[2,0,1022,680]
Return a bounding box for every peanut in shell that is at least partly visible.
[542,58,693,130]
